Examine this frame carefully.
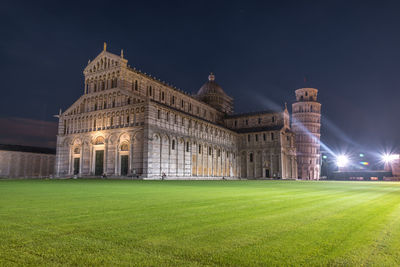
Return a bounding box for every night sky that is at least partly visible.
[1,0,399,154]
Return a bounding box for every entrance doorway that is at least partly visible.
[95,150,104,175]
[121,155,128,176]
[73,158,80,175]
[265,169,270,178]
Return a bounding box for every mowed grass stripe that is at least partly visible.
[1,180,400,266]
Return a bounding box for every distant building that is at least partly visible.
[55,44,322,179]
[0,144,55,178]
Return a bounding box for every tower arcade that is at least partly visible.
[291,88,321,180]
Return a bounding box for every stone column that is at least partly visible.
[253,152,256,178]
[89,145,93,175]
[69,146,73,175]
[246,151,249,178]
[270,154,273,177]
[80,143,84,175]
[130,142,134,175]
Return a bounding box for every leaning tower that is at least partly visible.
[292,88,321,180]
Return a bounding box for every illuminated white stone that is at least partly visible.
[54,45,306,179]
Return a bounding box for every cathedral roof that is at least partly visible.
[226,109,281,118]
[196,73,230,98]
[234,125,284,133]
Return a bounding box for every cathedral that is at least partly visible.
[55,44,321,180]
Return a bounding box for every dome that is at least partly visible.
[197,73,228,97]
[196,73,234,114]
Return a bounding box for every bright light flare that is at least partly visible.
[382,154,400,163]
[336,155,349,167]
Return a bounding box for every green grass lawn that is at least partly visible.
[1,180,400,266]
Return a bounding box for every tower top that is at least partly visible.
[208,72,215,81]
[103,42,107,51]
[295,88,319,102]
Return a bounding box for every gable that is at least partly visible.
[83,50,128,76]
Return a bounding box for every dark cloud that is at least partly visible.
[0,117,57,148]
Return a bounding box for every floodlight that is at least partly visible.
[382,154,400,163]
[336,155,349,168]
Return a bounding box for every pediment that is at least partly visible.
[84,50,128,75]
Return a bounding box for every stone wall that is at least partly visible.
[237,129,297,179]
[224,110,290,130]
[144,101,239,179]
[0,150,55,178]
